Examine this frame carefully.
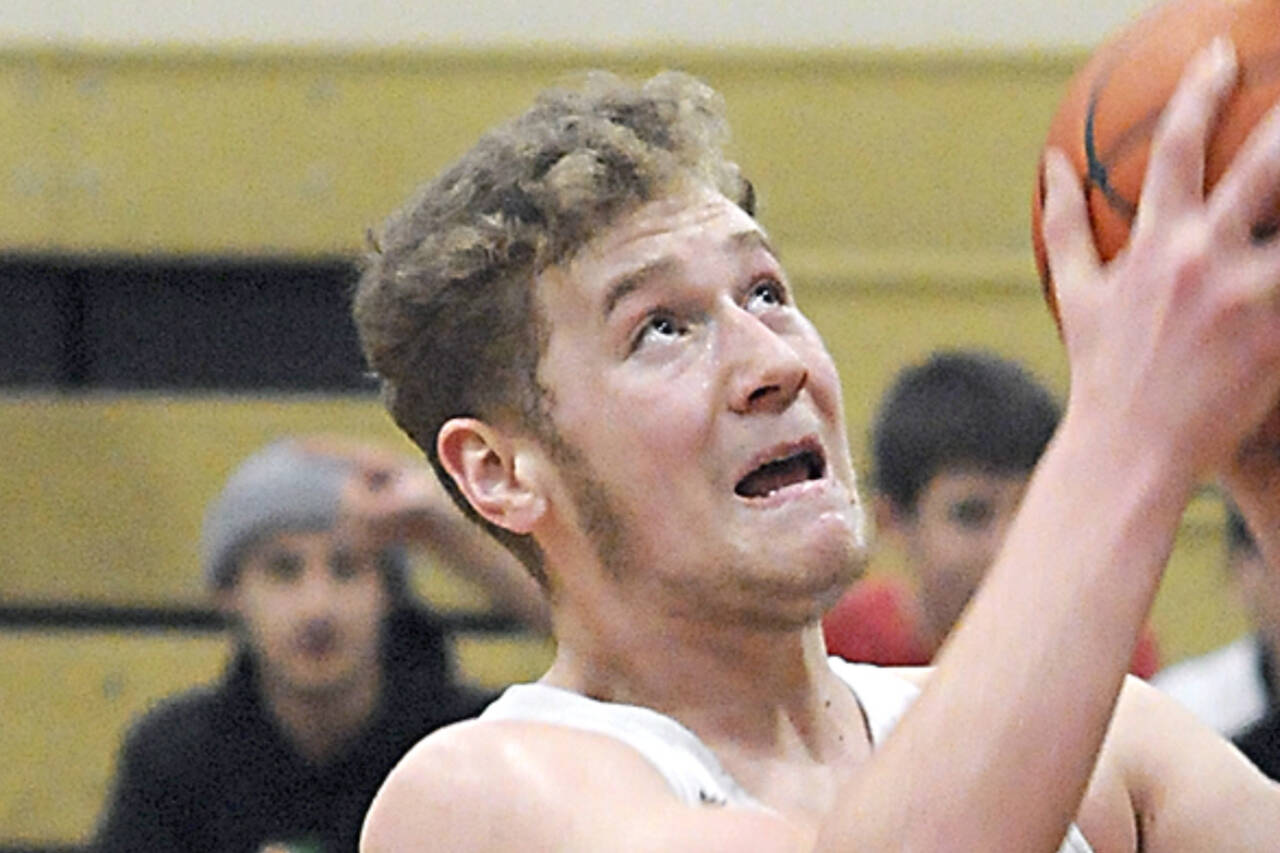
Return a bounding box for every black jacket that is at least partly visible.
[1236,706,1280,783]
[93,606,493,853]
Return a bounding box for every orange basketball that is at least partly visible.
[1031,0,1280,442]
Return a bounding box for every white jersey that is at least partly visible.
[1151,634,1269,737]
[480,657,1093,853]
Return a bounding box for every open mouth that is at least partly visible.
[297,622,338,657]
[734,445,826,499]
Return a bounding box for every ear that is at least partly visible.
[437,417,547,535]
[212,585,240,619]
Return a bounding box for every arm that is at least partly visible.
[1107,677,1280,851]
[94,723,191,852]
[815,38,1280,850]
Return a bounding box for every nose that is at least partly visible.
[296,558,339,616]
[722,306,808,415]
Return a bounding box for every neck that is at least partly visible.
[547,592,867,757]
[548,600,873,817]
[260,665,383,765]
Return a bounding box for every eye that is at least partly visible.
[745,278,787,312]
[631,311,686,352]
[330,549,366,581]
[263,551,303,582]
[948,497,995,530]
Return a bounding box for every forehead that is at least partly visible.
[244,527,338,558]
[539,186,766,315]
[921,467,1030,499]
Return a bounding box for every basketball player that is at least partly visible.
[356,38,1280,851]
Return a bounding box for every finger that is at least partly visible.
[1232,244,1280,309]
[1208,99,1280,247]
[1040,147,1100,313]
[1131,37,1238,241]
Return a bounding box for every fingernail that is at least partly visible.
[1207,35,1237,76]
[1043,147,1070,184]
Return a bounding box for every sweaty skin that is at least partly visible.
[362,40,1280,853]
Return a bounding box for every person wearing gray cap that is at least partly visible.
[93,436,548,853]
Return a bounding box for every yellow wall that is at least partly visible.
[0,45,1253,844]
[0,47,1075,258]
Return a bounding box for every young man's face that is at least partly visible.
[222,529,389,697]
[888,467,1029,644]
[1231,538,1280,649]
[528,185,866,625]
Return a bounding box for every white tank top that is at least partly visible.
[480,657,1093,853]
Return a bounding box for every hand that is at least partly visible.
[1041,37,1280,480]
[295,434,454,552]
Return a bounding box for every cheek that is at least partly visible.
[336,583,388,635]
[570,373,714,477]
[796,334,844,405]
[953,532,1000,574]
[240,597,295,653]
[920,528,989,576]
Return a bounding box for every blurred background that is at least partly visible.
[0,1,1243,848]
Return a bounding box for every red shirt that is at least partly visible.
[823,576,1161,679]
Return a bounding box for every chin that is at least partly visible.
[794,509,868,581]
[283,662,360,698]
[808,538,868,606]
[733,535,868,628]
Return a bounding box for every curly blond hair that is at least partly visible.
[354,71,754,581]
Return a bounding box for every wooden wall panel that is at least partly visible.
[0,48,1077,259]
[0,630,232,843]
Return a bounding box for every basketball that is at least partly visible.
[1030,0,1280,442]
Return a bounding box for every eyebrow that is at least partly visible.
[729,228,780,261]
[601,256,679,322]
[600,228,780,322]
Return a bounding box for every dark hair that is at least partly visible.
[1225,499,1259,557]
[872,349,1061,512]
[353,71,753,583]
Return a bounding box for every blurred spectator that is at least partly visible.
[823,349,1160,677]
[1154,499,1278,736]
[94,436,547,852]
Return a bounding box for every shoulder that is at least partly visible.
[1101,675,1220,783]
[1085,676,1280,850]
[362,719,666,851]
[110,680,261,796]
[119,684,224,766]
[361,719,804,853]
